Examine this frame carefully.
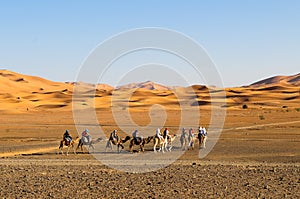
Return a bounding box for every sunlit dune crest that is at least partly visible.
[117,80,170,91]
[0,69,299,112]
[250,73,300,87]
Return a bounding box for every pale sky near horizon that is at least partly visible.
[0,1,299,87]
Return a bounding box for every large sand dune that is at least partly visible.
[0,70,299,113]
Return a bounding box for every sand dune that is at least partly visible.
[0,70,299,112]
[250,73,300,87]
[117,81,170,90]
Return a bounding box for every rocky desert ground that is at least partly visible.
[0,70,299,198]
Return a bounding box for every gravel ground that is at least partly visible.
[0,158,299,199]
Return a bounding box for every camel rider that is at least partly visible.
[202,127,207,136]
[63,130,72,142]
[182,127,187,136]
[198,126,202,136]
[198,126,207,149]
[132,130,142,142]
[189,128,195,147]
[163,128,170,139]
[189,128,195,138]
[110,130,119,141]
[156,128,163,140]
[82,129,91,144]
[199,127,207,136]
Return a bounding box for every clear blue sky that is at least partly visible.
[0,0,299,87]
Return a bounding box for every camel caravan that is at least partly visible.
[58,127,207,155]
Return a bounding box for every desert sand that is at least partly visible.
[0,70,299,198]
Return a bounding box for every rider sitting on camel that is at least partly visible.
[202,127,207,136]
[132,130,142,142]
[156,128,163,141]
[182,127,187,136]
[81,129,91,144]
[109,130,119,142]
[63,130,72,142]
[198,126,207,136]
[189,128,195,137]
[163,128,170,140]
[189,128,195,147]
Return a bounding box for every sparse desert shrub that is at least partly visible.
[242,104,248,109]
[295,108,300,112]
[282,105,288,108]
[259,115,265,120]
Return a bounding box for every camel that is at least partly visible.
[76,137,104,153]
[106,135,131,153]
[58,136,80,155]
[129,136,154,153]
[180,131,189,150]
[197,133,207,149]
[153,134,177,153]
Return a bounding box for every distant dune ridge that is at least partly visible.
[250,73,300,87]
[116,81,171,91]
[0,69,299,112]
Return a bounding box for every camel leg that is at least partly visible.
[106,141,110,151]
[76,142,83,153]
[71,143,76,155]
[90,144,94,153]
[168,142,172,151]
[110,141,113,150]
[105,140,111,151]
[80,142,84,152]
[59,141,64,155]
[164,139,168,152]
[118,144,124,153]
[159,142,164,153]
[129,144,133,153]
[158,140,163,152]
[59,147,62,155]
[153,142,157,153]
[59,147,64,155]
[164,141,168,152]
[76,141,80,151]
[180,139,184,150]
[203,137,207,149]
[66,146,69,156]
[120,143,124,153]
[199,136,204,149]
[158,144,162,152]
